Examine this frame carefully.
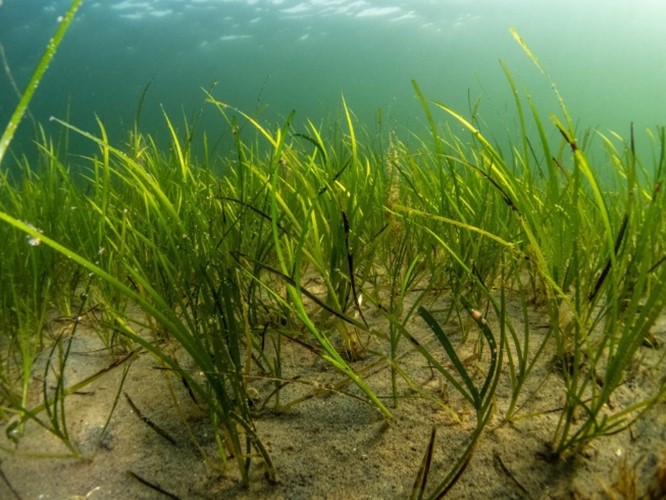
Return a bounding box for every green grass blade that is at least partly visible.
[0,0,83,165]
[418,307,478,406]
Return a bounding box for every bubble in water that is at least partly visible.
[23,221,43,247]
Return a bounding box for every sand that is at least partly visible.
[1,293,665,499]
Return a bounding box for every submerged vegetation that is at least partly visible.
[1,2,665,497]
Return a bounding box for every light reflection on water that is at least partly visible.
[0,0,665,162]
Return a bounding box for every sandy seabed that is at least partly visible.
[1,294,665,499]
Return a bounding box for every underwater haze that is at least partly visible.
[1,0,666,157]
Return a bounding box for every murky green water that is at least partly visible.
[1,0,665,160]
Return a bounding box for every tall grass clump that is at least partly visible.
[1,8,665,494]
[0,0,85,445]
[394,30,666,495]
[494,30,666,456]
[205,97,395,416]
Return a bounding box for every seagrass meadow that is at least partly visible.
[1,1,666,498]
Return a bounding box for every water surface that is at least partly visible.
[1,0,665,159]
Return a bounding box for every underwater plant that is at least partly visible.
[0,3,664,495]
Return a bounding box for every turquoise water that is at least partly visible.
[1,0,666,160]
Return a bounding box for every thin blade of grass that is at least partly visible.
[0,0,83,165]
